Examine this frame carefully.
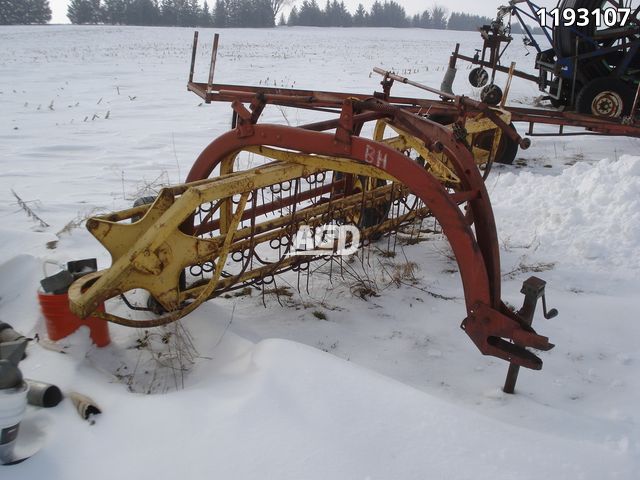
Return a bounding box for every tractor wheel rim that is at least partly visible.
[591,91,624,117]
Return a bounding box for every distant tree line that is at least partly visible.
[287,2,449,29]
[67,0,281,27]
[447,12,492,31]
[448,12,543,34]
[0,0,51,24]
[285,2,543,32]
[0,0,542,32]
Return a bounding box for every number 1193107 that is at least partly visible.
[536,7,631,27]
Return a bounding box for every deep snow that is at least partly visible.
[1,26,639,478]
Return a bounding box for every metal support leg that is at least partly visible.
[503,276,558,393]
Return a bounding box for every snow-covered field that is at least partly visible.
[1,25,639,478]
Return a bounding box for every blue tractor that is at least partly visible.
[451,0,640,117]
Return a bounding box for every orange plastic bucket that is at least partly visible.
[38,292,110,347]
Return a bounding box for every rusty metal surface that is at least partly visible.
[189,55,640,140]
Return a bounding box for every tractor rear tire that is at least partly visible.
[575,77,636,117]
[495,123,519,165]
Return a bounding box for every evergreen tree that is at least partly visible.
[248,0,274,27]
[323,0,349,27]
[27,0,52,23]
[419,10,430,28]
[0,0,51,24]
[1,0,14,24]
[125,0,159,25]
[447,11,458,29]
[200,0,213,26]
[352,3,366,27]
[382,1,407,27]
[430,4,447,30]
[338,1,350,26]
[368,1,383,27]
[102,0,127,24]
[178,0,201,27]
[2,0,53,24]
[364,1,409,28]
[223,0,273,28]
[1,0,23,24]
[91,0,102,21]
[1,0,12,24]
[225,0,239,26]
[67,0,101,24]
[212,0,226,26]
[189,0,202,26]
[160,0,177,25]
[322,0,330,26]
[447,12,498,31]
[296,0,322,26]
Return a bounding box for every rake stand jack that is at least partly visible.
[503,277,559,394]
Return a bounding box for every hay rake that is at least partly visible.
[69,33,556,388]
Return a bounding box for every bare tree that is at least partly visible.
[270,0,294,22]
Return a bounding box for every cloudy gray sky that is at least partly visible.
[48,0,559,25]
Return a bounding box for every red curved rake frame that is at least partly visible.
[186,99,553,370]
